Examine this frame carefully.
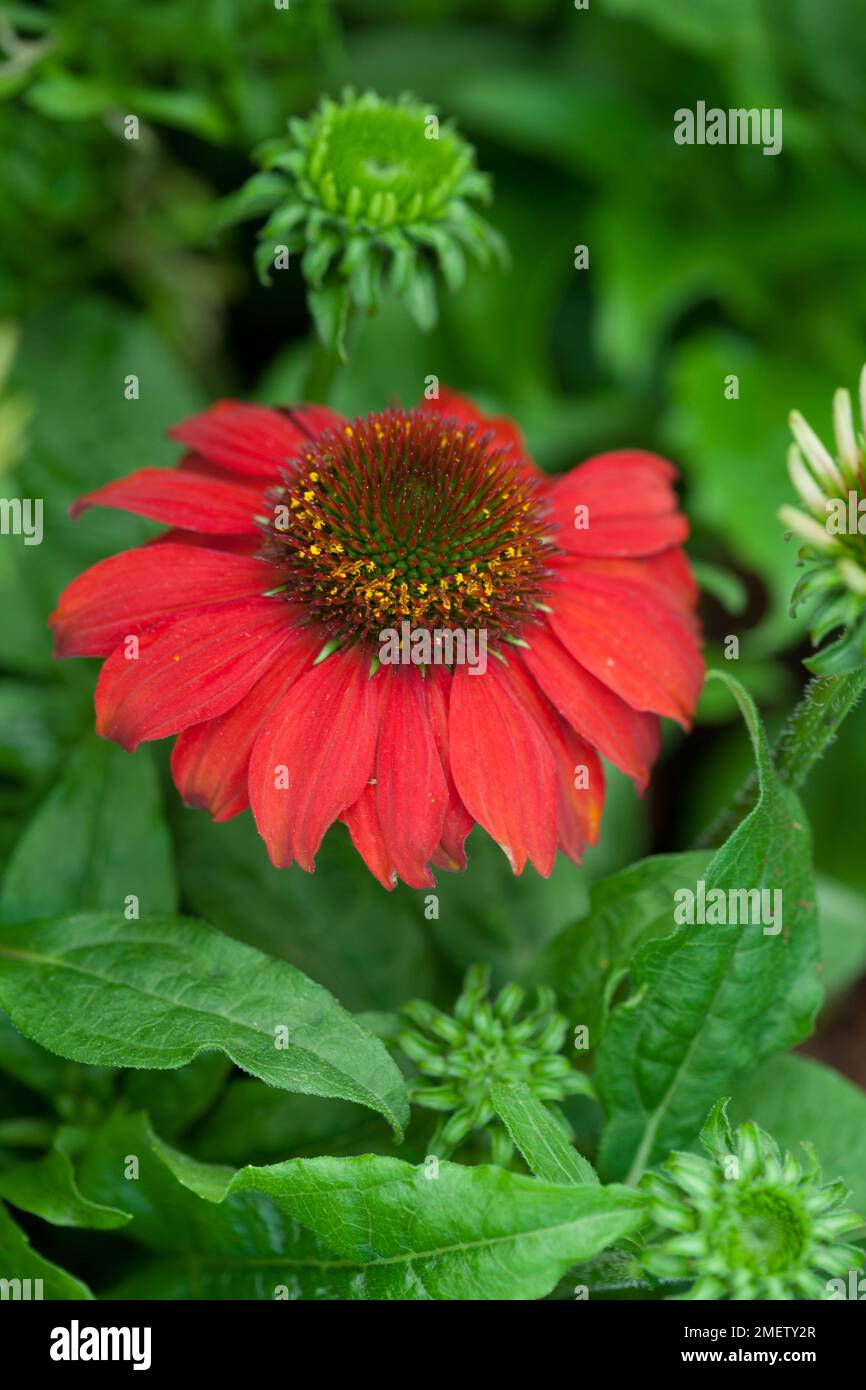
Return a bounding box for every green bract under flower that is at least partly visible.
[779,363,866,674]
[399,965,588,1163]
[219,89,506,355]
[640,1101,864,1300]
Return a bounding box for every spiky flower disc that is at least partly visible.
[399,964,591,1163]
[779,362,866,674]
[261,409,553,644]
[222,89,506,353]
[640,1101,864,1300]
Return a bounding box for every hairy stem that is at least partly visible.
[697,668,866,848]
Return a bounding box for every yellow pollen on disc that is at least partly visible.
[260,410,555,644]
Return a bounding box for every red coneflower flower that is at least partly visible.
[51,389,703,889]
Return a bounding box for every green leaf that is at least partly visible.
[0,1200,92,1299]
[0,1130,130,1230]
[426,826,592,984]
[596,673,822,1182]
[25,73,111,121]
[489,1081,599,1185]
[77,1112,334,1298]
[730,1054,866,1213]
[124,86,230,142]
[79,1114,646,1300]
[0,912,409,1139]
[0,734,177,924]
[689,560,749,615]
[534,851,711,1040]
[169,1147,645,1301]
[173,808,435,1014]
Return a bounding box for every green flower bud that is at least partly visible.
[640,1100,864,1300]
[217,88,506,359]
[399,965,587,1162]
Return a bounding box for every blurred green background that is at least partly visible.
[1,0,865,1058]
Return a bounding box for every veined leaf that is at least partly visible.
[0,912,409,1139]
[78,1113,645,1300]
[596,673,822,1181]
[534,851,711,1040]
[490,1081,599,1186]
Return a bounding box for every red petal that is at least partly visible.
[50,545,270,658]
[249,648,380,871]
[449,660,557,876]
[168,402,342,482]
[549,571,704,726]
[418,388,534,467]
[551,549,699,626]
[343,784,396,892]
[170,623,319,821]
[518,623,660,789]
[549,449,686,557]
[374,668,447,889]
[149,530,261,555]
[95,596,295,751]
[502,655,605,860]
[71,469,261,534]
[425,666,474,871]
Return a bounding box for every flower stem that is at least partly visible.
[696,668,866,848]
[302,337,343,405]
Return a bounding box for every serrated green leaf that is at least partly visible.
[596,673,822,1181]
[0,734,176,924]
[489,1081,599,1185]
[79,1113,645,1300]
[0,912,409,1139]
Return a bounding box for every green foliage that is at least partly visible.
[0,913,409,1137]
[0,0,864,1305]
[77,1112,644,1299]
[489,1081,599,1186]
[596,675,822,1181]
